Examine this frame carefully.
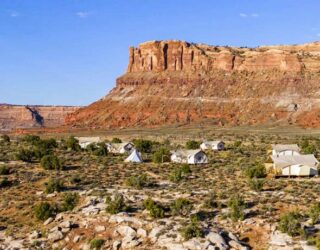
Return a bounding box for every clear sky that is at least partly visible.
[1,0,319,106]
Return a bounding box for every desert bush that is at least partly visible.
[180,216,204,240]
[171,198,193,216]
[143,197,165,219]
[248,178,265,192]
[126,174,148,189]
[1,135,10,143]
[0,177,10,188]
[34,202,57,220]
[41,155,63,170]
[308,203,320,225]
[202,192,218,209]
[111,138,122,143]
[0,165,10,175]
[22,135,41,145]
[16,148,35,162]
[61,192,79,211]
[278,211,303,236]
[152,148,170,163]
[186,140,200,149]
[34,138,58,158]
[133,139,154,153]
[245,164,266,179]
[228,195,246,221]
[169,165,192,183]
[233,141,242,148]
[90,239,105,249]
[106,192,128,214]
[70,175,82,184]
[45,178,64,194]
[66,136,81,151]
[92,142,108,156]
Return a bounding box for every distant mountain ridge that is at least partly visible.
[0,104,80,131]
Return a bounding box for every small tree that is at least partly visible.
[106,192,128,214]
[41,155,63,170]
[308,203,320,225]
[66,136,81,151]
[22,135,41,145]
[45,178,64,194]
[143,197,165,219]
[0,177,10,188]
[61,192,79,211]
[171,198,193,216]
[34,202,56,220]
[111,138,122,143]
[245,164,266,179]
[152,148,170,163]
[278,212,303,236]
[0,165,10,175]
[248,178,265,192]
[126,174,148,189]
[16,148,35,162]
[133,139,154,153]
[186,140,200,149]
[90,239,105,249]
[180,216,204,240]
[1,135,10,143]
[228,195,246,221]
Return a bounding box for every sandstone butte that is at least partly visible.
[62,39,320,129]
[0,104,80,132]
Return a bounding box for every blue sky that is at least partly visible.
[0,0,319,106]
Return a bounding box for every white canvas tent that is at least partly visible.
[271,154,319,176]
[106,142,134,154]
[76,137,101,149]
[200,141,225,151]
[124,150,143,163]
[271,144,301,157]
[171,149,208,165]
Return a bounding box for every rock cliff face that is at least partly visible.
[66,40,320,129]
[0,104,80,131]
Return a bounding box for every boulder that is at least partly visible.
[95,225,106,232]
[48,231,64,242]
[117,225,136,238]
[113,240,121,250]
[43,217,54,226]
[182,238,202,250]
[137,228,147,238]
[206,232,229,250]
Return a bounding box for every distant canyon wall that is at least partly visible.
[0,104,80,132]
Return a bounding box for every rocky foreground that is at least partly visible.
[66,40,320,129]
[2,188,319,250]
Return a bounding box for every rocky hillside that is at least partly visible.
[0,104,80,131]
[66,40,320,129]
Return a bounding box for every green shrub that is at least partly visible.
[1,135,10,143]
[233,141,242,148]
[90,239,105,249]
[45,178,64,194]
[61,192,79,211]
[0,165,10,175]
[169,165,191,183]
[34,202,56,220]
[92,142,108,156]
[186,140,200,149]
[171,198,193,216]
[308,203,320,225]
[126,174,147,189]
[22,135,41,145]
[0,177,10,188]
[111,138,122,143]
[106,192,128,214]
[278,212,303,236]
[66,136,81,151]
[202,192,218,209]
[133,139,154,153]
[228,195,246,221]
[180,218,204,240]
[143,197,165,219]
[152,148,170,163]
[70,175,82,184]
[16,148,35,162]
[245,164,266,179]
[41,155,63,170]
[248,178,265,192]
